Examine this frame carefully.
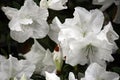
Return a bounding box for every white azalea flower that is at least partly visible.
[45,71,77,80]
[59,7,111,66]
[92,0,120,24]
[2,0,49,43]
[81,63,119,80]
[40,0,68,10]
[0,55,35,80]
[24,40,55,75]
[49,7,119,66]
[66,34,114,66]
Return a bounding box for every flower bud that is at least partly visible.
[53,45,63,73]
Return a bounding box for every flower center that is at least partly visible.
[82,44,98,58]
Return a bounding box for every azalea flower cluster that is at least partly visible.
[1,0,120,80]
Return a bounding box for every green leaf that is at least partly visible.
[37,36,56,52]
[111,67,120,74]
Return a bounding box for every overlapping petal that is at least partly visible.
[0,55,35,80]
[24,40,55,75]
[81,63,119,80]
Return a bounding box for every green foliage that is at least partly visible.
[112,67,120,74]
[37,36,56,52]
[31,73,45,80]
[60,63,74,80]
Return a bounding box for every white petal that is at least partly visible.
[25,40,55,75]
[19,0,48,22]
[40,0,49,9]
[81,75,96,80]
[0,72,8,80]
[0,55,6,62]
[43,49,54,67]
[1,6,18,20]
[59,39,71,59]
[31,21,49,39]
[69,72,77,80]
[85,63,105,78]
[81,63,119,80]
[24,40,45,74]
[48,17,61,43]
[97,46,114,62]
[97,22,119,48]
[9,17,22,31]
[45,71,60,80]
[16,60,35,79]
[10,30,32,43]
[64,8,82,26]
[89,9,104,33]
[20,0,48,21]
[20,0,39,13]
[47,0,68,10]
[100,72,120,80]
[2,55,20,78]
[65,40,88,66]
[41,49,55,75]
[58,26,83,42]
[34,7,48,22]
[24,40,46,64]
[74,7,91,26]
